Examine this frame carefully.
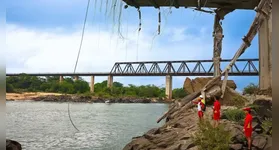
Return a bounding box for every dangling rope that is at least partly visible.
[158,7,161,35]
[136,7,142,61]
[68,0,91,132]
[137,7,142,32]
[117,1,124,39]
[149,7,161,51]
[100,0,103,12]
[105,0,109,16]
[125,9,130,61]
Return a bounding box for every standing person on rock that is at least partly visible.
[212,96,221,128]
[243,107,253,150]
[192,96,205,121]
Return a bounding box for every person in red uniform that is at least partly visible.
[192,98,204,121]
[243,107,253,150]
[213,96,221,128]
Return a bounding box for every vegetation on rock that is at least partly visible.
[222,109,245,123]
[193,119,232,150]
[243,83,259,95]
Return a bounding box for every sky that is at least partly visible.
[6,0,260,92]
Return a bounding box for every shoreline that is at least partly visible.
[6,92,171,104]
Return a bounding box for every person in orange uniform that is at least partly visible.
[243,107,253,150]
[212,96,221,128]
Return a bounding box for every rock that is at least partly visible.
[230,144,243,150]
[264,136,272,150]
[183,77,237,94]
[183,77,194,94]
[222,121,245,144]
[253,99,272,119]
[123,106,199,150]
[252,135,267,149]
[6,139,22,150]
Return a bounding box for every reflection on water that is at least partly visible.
[6,101,168,150]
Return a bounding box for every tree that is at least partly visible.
[172,88,188,99]
[6,83,14,93]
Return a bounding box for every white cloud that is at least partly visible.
[6,22,218,87]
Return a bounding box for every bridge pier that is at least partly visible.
[90,76,95,93]
[59,76,63,83]
[259,13,272,90]
[107,75,113,88]
[74,76,79,81]
[165,75,172,100]
[212,9,233,77]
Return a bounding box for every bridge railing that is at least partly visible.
[6,59,259,76]
[110,59,259,75]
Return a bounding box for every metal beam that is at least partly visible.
[121,0,260,10]
[6,58,259,77]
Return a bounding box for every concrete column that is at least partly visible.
[107,75,113,88]
[258,13,272,90]
[59,76,64,83]
[165,75,172,100]
[90,76,95,93]
[74,76,79,82]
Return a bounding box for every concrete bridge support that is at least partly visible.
[74,76,79,82]
[59,76,63,83]
[165,75,172,100]
[107,75,113,88]
[90,76,95,93]
[259,13,272,90]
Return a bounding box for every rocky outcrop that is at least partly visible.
[123,92,272,150]
[6,139,21,150]
[123,108,199,150]
[252,99,272,119]
[183,77,237,94]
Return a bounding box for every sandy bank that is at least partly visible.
[6,92,62,101]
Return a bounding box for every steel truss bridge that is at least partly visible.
[6,58,259,76]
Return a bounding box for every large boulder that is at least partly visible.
[123,107,199,150]
[6,139,21,150]
[183,77,237,94]
[252,99,272,119]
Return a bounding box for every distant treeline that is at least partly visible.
[6,74,188,99]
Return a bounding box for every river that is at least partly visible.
[6,101,169,150]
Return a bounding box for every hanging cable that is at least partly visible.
[149,7,162,51]
[100,0,103,12]
[158,7,161,35]
[137,7,142,32]
[105,0,109,16]
[117,1,124,39]
[68,0,91,132]
[125,9,130,61]
[136,7,142,61]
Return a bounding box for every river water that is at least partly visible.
[6,101,168,150]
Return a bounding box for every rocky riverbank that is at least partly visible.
[6,93,168,103]
[123,96,272,150]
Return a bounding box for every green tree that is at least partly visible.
[73,80,90,93]
[6,83,14,93]
[172,88,188,99]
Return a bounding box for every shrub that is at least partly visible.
[193,119,232,150]
[261,118,272,136]
[222,109,245,123]
[232,95,247,108]
[243,83,259,95]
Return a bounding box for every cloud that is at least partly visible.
[6,21,216,86]
[5,8,259,90]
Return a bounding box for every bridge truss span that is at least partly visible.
[110,59,259,76]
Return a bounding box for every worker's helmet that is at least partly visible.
[199,95,203,98]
